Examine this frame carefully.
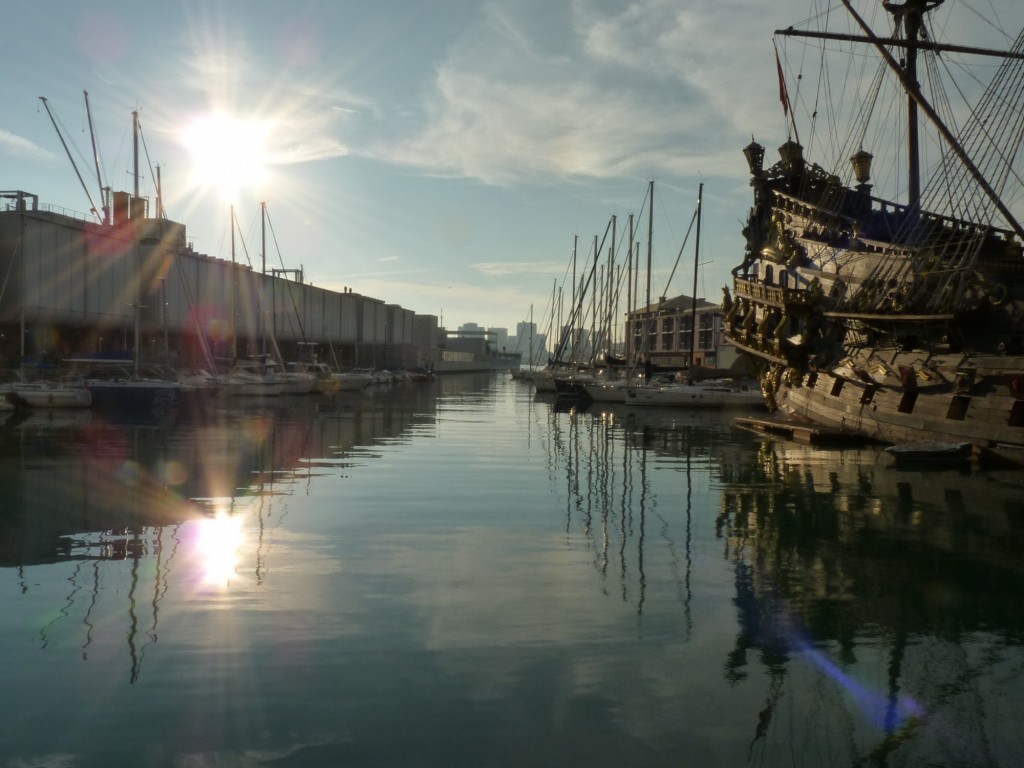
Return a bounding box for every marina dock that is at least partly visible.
[734,416,880,446]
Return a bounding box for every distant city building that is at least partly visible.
[512,321,546,367]
[552,325,594,363]
[437,322,521,372]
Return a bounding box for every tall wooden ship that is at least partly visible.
[727,0,1024,463]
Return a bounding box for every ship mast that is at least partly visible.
[132,109,140,200]
[895,0,933,209]
[842,0,1024,238]
[777,0,1024,239]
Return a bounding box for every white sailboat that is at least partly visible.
[625,183,766,410]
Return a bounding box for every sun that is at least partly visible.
[181,113,272,202]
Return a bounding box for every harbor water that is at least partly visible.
[1,373,1023,767]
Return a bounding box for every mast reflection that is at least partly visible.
[543,402,735,629]
[717,436,1024,764]
[0,381,458,683]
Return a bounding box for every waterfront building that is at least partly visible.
[625,293,747,371]
[489,327,510,354]
[0,189,451,372]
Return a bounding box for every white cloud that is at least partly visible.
[363,0,781,186]
[0,130,59,164]
[472,261,568,278]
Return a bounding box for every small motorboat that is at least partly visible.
[884,441,973,467]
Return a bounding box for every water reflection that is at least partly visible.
[534,390,1024,765]
[716,436,1024,765]
[4,374,1023,765]
[538,401,738,632]
[0,386,447,569]
[0,380,460,689]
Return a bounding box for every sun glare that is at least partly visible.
[197,510,245,586]
[182,114,272,202]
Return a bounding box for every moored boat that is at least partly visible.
[334,369,375,391]
[583,378,632,404]
[726,0,1024,462]
[885,440,973,467]
[3,380,92,409]
[225,359,284,397]
[624,380,766,409]
[274,366,317,395]
[84,375,182,412]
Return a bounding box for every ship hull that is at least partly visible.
[764,351,1024,462]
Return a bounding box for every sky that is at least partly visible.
[2,0,1019,335]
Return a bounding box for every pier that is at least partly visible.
[734,416,880,446]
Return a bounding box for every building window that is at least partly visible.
[698,314,714,351]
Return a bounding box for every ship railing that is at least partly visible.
[770,188,855,230]
[734,278,816,308]
[770,180,1015,243]
[3,200,97,223]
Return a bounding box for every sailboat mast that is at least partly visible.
[550,280,557,365]
[607,215,616,356]
[626,214,634,361]
[645,180,654,364]
[689,183,703,374]
[572,234,577,333]
[260,201,267,359]
[529,303,534,368]
[591,234,598,364]
[230,205,237,359]
[156,165,164,219]
[132,110,140,200]
[645,181,653,318]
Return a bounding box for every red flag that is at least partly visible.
[775,45,790,118]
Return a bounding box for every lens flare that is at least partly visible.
[792,632,924,733]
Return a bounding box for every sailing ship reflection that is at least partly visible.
[717,437,1024,765]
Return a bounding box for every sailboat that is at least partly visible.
[725,0,1024,463]
[224,202,315,396]
[625,183,765,409]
